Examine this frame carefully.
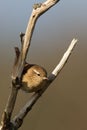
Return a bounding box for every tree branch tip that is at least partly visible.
[20,32,25,45]
[71,38,78,44]
[13,47,20,65]
[33,3,42,10]
[14,47,20,53]
[20,32,25,38]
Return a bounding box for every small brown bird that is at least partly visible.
[21,63,48,93]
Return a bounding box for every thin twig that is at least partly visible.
[52,39,78,76]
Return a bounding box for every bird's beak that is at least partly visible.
[43,77,49,80]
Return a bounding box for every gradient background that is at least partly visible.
[0,0,87,130]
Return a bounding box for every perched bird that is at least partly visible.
[21,63,48,93]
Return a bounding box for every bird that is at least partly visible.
[21,63,48,93]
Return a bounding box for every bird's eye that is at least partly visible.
[37,73,40,76]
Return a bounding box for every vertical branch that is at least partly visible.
[13,0,60,80]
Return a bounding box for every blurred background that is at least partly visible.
[0,0,87,130]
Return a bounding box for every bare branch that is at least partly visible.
[52,39,78,77]
[0,0,78,130]
[0,0,60,129]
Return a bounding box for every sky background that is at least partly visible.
[0,0,87,130]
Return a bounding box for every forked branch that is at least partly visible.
[0,0,78,130]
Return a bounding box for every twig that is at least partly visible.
[52,39,78,76]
